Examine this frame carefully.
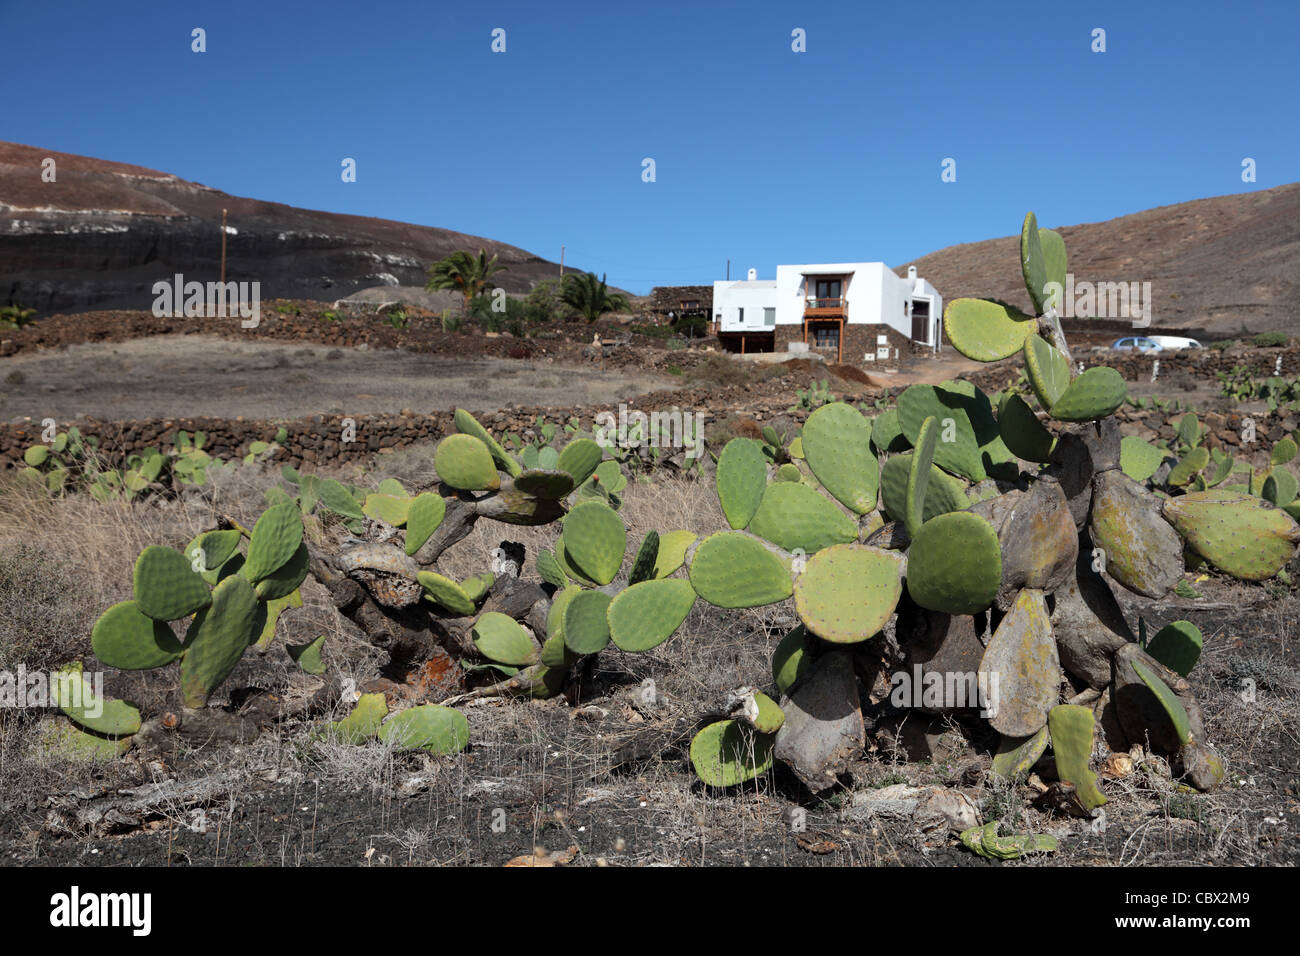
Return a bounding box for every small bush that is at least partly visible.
[1253,331,1289,348]
[1207,339,1236,351]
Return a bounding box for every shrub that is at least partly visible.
[1207,339,1235,351]
[1253,331,1289,348]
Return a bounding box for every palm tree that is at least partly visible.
[425,249,508,315]
[561,272,630,323]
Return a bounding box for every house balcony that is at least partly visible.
[803,297,847,317]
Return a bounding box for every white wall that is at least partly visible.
[715,263,942,346]
[712,279,777,331]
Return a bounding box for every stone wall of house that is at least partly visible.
[648,285,713,316]
[774,323,912,368]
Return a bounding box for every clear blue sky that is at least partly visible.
[3,0,1297,294]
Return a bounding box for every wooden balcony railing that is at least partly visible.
[804,297,847,315]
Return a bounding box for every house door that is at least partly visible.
[911,299,931,342]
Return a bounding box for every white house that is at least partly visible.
[711,262,943,365]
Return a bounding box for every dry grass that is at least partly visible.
[2,452,1298,866]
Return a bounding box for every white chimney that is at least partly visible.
[907,265,918,282]
[747,268,757,281]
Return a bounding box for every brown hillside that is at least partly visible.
[897,184,1300,337]
[0,141,574,314]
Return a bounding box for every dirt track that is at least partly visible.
[0,335,675,422]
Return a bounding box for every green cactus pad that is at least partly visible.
[997,392,1056,463]
[1272,437,1298,466]
[133,546,212,622]
[320,692,388,743]
[184,530,242,580]
[514,468,576,500]
[24,445,49,467]
[716,438,768,529]
[1020,212,1067,314]
[689,719,775,787]
[417,571,477,615]
[540,631,580,669]
[870,408,910,455]
[472,612,539,666]
[546,585,582,644]
[1024,335,1071,412]
[1163,489,1300,580]
[960,821,1058,860]
[53,664,142,737]
[1145,620,1202,677]
[897,385,984,481]
[1048,704,1107,810]
[653,530,696,578]
[41,720,134,760]
[318,478,365,518]
[748,482,859,554]
[404,493,447,555]
[801,402,879,514]
[91,600,183,670]
[560,501,627,585]
[556,438,603,487]
[244,501,305,583]
[1048,366,1127,421]
[1168,446,1210,488]
[744,691,785,734]
[461,572,495,603]
[454,407,521,477]
[286,633,326,674]
[180,574,261,708]
[628,531,660,585]
[775,463,802,482]
[253,587,301,651]
[990,726,1049,779]
[978,588,1058,737]
[562,589,613,654]
[943,298,1037,362]
[688,532,793,608]
[554,535,596,585]
[1130,659,1192,745]
[880,454,969,525]
[1262,469,1299,507]
[608,578,696,652]
[906,511,1001,614]
[535,549,569,588]
[253,542,310,601]
[1120,436,1167,482]
[379,704,470,754]
[906,415,939,536]
[362,493,411,526]
[435,434,501,491]
[772,625,812,696]
[793,544,904,643]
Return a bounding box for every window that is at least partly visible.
[737,307,744,323]
[813,326,839,349]
[763,307,775,327]
[814,279,842,299]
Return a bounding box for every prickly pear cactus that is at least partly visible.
[680,210,1282,804]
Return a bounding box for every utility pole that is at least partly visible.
[560,245,565,277]
[726,259,730,280]
[220,207,228,285]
